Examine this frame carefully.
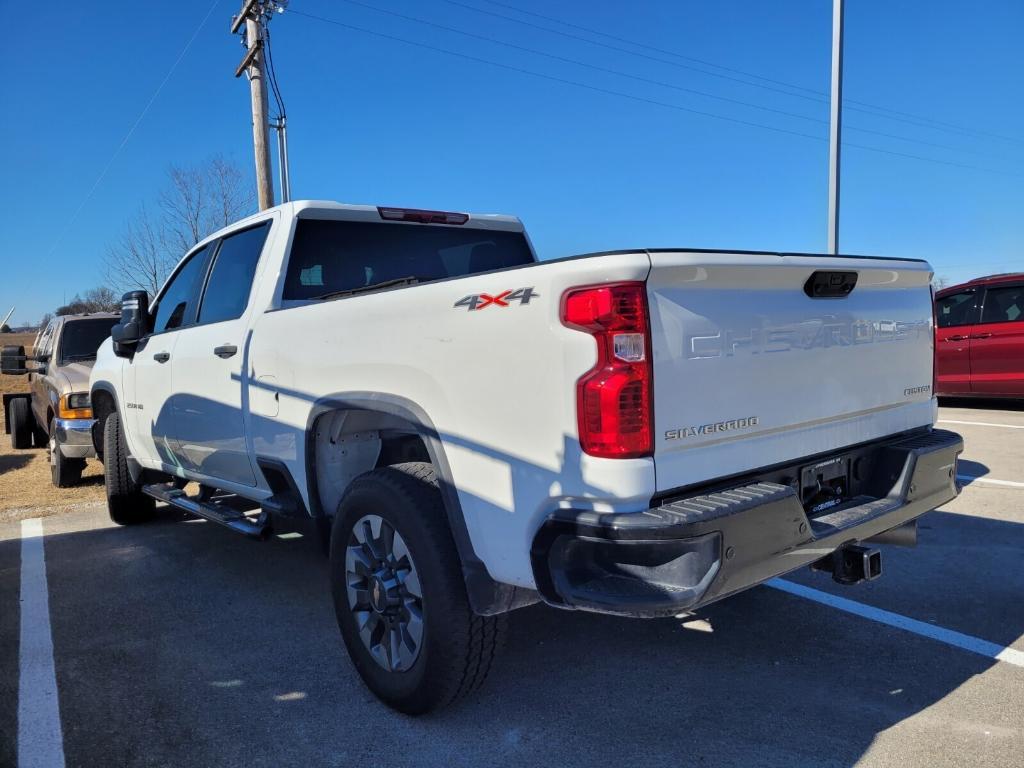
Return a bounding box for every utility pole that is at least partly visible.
[233,1,274,210]
[827,0,845,255]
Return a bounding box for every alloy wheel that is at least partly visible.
[345,514,424,672]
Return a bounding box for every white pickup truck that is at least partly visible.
[90,200,963,713]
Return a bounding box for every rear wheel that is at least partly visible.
[8,397,33,449]
[103,412,155,525]
[49,420,84,487]
[329,462,505,714]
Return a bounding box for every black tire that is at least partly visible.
[103,412,155,525]
[9,397,33,449]
[49,420,84,488]
[329,462,505,714]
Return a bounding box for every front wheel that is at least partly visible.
[103,412,155,525]
[329,462,505,714]
[49,420,85,487]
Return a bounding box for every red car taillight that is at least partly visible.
[561,282,653,458]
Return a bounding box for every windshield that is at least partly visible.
[59,318,119,364]
[282,219,535,301]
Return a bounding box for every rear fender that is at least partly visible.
[306,393,537,615]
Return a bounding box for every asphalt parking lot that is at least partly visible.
[2,402,1022,768]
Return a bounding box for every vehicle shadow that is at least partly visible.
[73,473,105,488]
[19,503,1022,768]
[0,454,32,474]
[955,458,990,484]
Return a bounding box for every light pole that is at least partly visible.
[827,0,845,255]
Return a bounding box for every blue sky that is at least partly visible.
[2,0,1021,326]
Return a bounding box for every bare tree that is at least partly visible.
[82,287,120,312]
[207,156,252,233]
[55,286,121,315]
[104,155,254,296]
[104,205,177,297]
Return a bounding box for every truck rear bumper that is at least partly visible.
[530,428,963,618]
[55,418,97,459]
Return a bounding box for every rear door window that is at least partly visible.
[936,291,979,328]
[36,322,56,356]
[282,219,534,300]
[152,245,212,334]
[980,285,1024,325]
[198,222,271,325]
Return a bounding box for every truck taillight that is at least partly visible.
[561,282,653,458]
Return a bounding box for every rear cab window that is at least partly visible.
[282,218,535,301]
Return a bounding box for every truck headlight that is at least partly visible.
[59,393,93,419]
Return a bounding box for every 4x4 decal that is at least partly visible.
[454,287,538,311]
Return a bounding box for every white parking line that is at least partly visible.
[767,578,1024,669]
[957,474,1024,489]
[18,518,65,768]
[939,419,1024,430]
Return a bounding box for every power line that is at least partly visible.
[264,23,287,119]
[44,0,222,259]
[439,0,835,106]
[288,9,1021,179]
[289,9,822,143]
[477,0,827,97]
[336,0,1014,164]
[449,0,1024,149]
[472,0,1024,146]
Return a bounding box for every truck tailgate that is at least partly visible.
[646,251,936,494]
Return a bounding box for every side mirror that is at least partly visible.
[111,290,151,358]
[1,345,30,375]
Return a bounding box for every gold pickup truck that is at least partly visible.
[2,313,119,486]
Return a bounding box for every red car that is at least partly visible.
[935,273,1024,398]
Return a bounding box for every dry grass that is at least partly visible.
[1,332,105,523]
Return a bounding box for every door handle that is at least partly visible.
[969,332,992,340]
[945,335,968,341]
[153,352,170,363]
[214,344,238,359]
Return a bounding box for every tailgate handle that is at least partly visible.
[804,270,857,298]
